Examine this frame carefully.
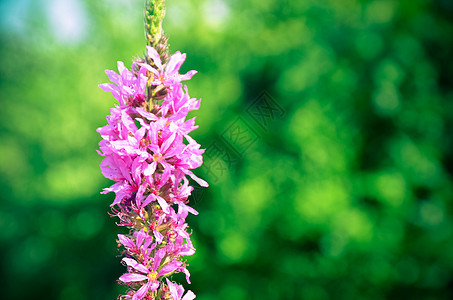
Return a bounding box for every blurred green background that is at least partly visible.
[1,0,453,299]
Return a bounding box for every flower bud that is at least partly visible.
[152,84,168,100]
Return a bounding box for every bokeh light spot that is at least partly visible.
[219,231,247,263]
[69,209,104,240]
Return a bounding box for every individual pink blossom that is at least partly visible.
[166,279,196,300]
[119,248,182,300]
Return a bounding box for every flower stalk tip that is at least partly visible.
[144,0,169,64]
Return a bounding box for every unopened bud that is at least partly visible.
[153,84,168,100]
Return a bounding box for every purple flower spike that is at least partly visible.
[98,14,206,298]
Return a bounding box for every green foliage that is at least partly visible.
[0,0,452,299]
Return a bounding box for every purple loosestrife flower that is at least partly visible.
[119,248,183,299]
[166,278,196,300]
[97,2,206,298]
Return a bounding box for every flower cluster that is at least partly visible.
[97,45,206,300]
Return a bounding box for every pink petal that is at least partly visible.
[144,161,157,177]
[153,229,163,244]
[119,273,148,283]
[121,110,137,133]
[138,62,159,76]
[157,196,170,214]
[122,258,149,274]
[150,281,160,292]
[135,229,146,247]
[166,279,182,299]
[182,291,196,300]
[161,132,176,153]
[141,194,155,209]
[157,261,182,277]
[166,51,185,75]
[99,82,119,94]
[152,248,166,271]
[146,46,163,70]
[114,155,133,183]
[118,234,135,249]
[142,234,153,250]
[180,70,197,81]
[133,281,152,300]
[105,69,121,84]
[102,181,132,207]
[117,61,127,75]
[99,83,122,103]
[181,266,191,284]
[136,184,146,207]
[131,156,144,184]
[135,126,147,141]
[100,156,122,180]
[184,204,199,215]
[186,170,209,187]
